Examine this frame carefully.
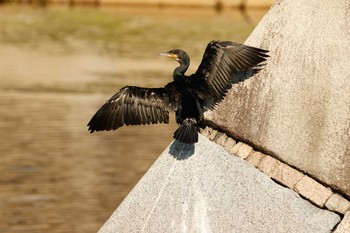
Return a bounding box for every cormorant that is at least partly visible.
[87,40,268,144]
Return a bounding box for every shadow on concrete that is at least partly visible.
[169,140,195,160]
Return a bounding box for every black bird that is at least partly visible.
[87,40,268,144]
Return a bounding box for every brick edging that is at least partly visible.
[200,126,350,232]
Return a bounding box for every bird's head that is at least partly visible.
[158,49,190,65]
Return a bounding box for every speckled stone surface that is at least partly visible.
[205,0,350,198]
[98,135,340,233]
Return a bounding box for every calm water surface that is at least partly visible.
[0,92,177,232]
[0,5,266,233]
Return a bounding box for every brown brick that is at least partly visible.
[325,193,350,215]
[229,142,243,155]
[214,133,228,146]
[246,151,266,167]
[294,176,333,207]
[223,137,236,152]
[208,128,218,141]
[258,156,304,189]
[200,126,218,141]
[236,143,253,159]
[200,126,211,137]
[258,155,281,176]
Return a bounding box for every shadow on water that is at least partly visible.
[169,140,195,160]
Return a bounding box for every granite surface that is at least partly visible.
[98,135,340,233]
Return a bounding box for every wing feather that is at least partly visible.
[194,40,269,103]
[88,86,174,133]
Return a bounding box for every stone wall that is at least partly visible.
[206,0,350,198]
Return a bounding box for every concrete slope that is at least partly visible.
[206,0,350,197]
[98,135,340,233]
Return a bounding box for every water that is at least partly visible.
[0,91,177,232]
[0,5,266,232]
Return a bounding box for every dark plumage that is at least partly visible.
[88,40,269,144]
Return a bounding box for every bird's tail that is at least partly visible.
[173,118,199,144]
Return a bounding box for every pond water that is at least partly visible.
[0,91,177,232]
[0,5,267,233]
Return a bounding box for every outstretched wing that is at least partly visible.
[194,40,269,102]
[87,86,174,133]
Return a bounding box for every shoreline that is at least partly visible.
[6,0,274,9]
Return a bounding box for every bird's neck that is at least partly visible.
[173,61,190,80]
